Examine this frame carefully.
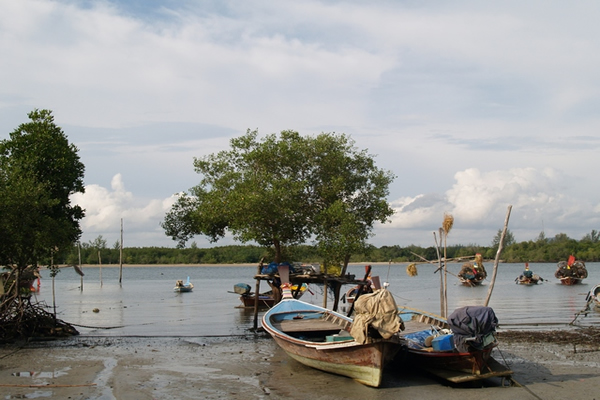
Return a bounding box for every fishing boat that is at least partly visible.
[516,275,543,285]
[586,284,600,309]
[173,277,194,292]
[261,266,403,387]
[396,305,512,383]
[457,254,487,286]
[457,263,487,286]
[555,256,587,285]
[233,282,309,308]
[515,263,543,285]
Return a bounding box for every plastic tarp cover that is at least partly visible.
[448,306,498,352]
[350,289,401,344]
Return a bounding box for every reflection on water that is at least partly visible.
[35,262,600,336]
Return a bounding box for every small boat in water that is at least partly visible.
[261,265,402,387]
[555,256,587,285]
[396,305,512,383]
[586,284,600,309]
[516,263,544,285]
[174,277,194,292]
[457,255,487,286]
[233,282,309,308]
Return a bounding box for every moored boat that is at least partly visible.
[586,284,600,309]
[555,256,587,285]
[396,305,512,383]
[261,265,403,387]
[233,282,309,308]
[457,254,487,286]
[516,263,544,285]
[173,277,194,292]
[516,275,543,285]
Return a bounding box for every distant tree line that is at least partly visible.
[55,229,600,266]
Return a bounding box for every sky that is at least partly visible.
[1,0,600,250]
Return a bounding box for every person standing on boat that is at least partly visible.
[523,264,533,279]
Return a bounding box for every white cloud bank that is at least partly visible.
[3,1,600,249]
[72,168,600,248]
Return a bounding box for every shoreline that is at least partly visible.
[1,330,598,400]
[49,261,396,269]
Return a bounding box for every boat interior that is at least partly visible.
[270,311,354,342]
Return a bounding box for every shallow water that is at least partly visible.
[35,262,600,336]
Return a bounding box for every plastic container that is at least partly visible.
[431,334,455,351]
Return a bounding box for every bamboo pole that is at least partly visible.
[78,242,83,291]
[119,218,123,284]
[252,258,264,330]
[442,214,454,318]
[484,205,512,307]
[433,231,445,318]
[98,250,102,287]
[322,263,328,309]
[51,254,56,317]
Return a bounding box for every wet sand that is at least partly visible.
[1,330,598,400]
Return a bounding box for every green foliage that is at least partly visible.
[0,109,85,277]
[56,232,600,265]
[162,130,394,265]
[491,229,516,248]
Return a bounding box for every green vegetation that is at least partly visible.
[57,229,600,265]
[0,109,84,339]
[162,130,394,272]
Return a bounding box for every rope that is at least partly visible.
[69,323,124,329]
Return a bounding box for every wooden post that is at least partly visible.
[484,205,512,307]
[98,250,102,287]
[322,263,328,309]
[78,242,83,291]
[253,259,264,331]
[347,265,372,317]
[433,231,444,318]
[119,218,123,284]
[332,282,341,311]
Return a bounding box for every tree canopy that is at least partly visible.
[0,109,85,271]
[0,109,85,339]
[162,130,395,265]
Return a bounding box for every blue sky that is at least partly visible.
[2,0,600,249]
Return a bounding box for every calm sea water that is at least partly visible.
[34,262,600,337]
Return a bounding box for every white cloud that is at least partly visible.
[3,1,600,249]
[71,174,178,245]
[384,167,600,246]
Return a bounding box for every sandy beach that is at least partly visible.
[1,329,598,400]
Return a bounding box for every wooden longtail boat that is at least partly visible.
[555,256,587,285]
[234,283,309,308]
[457,256,487,286]
[515,275,543,285]
[261,265,402,387]
[396,306,512,383]
[262,297,402,387]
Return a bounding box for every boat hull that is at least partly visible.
[458,277,484,286]
[272,335,398,387]
[239,294,275,308]
[405,345,495,375]
[559,277,582,285]
[516,277,540,285]
[397,307,511,383]
[262,298,401,387]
